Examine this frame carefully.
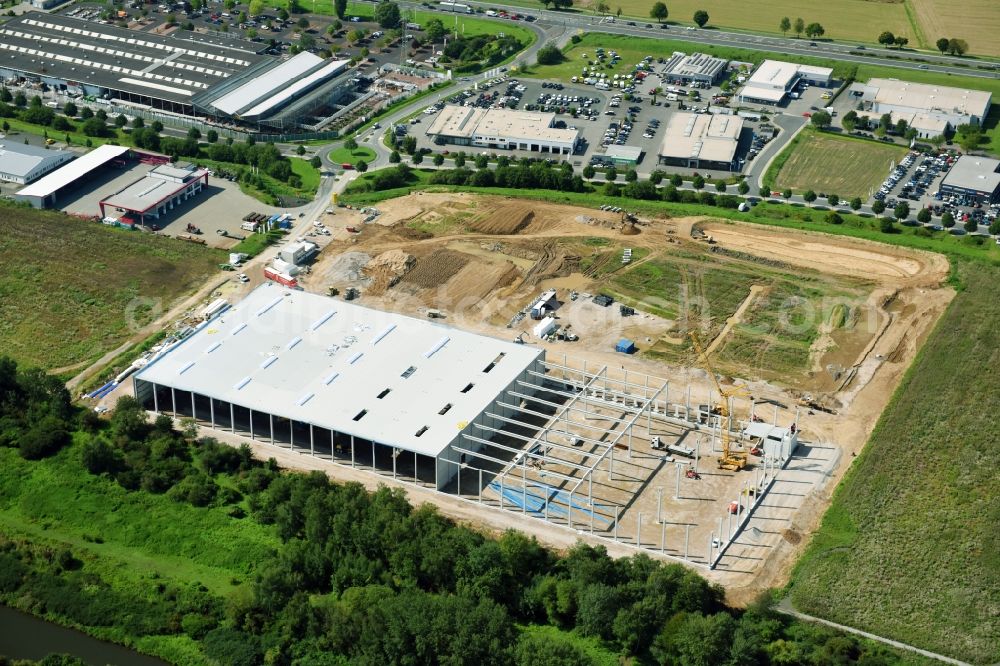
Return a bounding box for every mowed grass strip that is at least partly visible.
[773,131,908,199]
[788,260,1000,664]
[0,203,223,370]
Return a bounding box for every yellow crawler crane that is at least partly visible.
[689,331,749,471]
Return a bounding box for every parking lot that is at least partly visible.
[410,66,774,176]
[875,149,998,234]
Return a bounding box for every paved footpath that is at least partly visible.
[776,598,972,666]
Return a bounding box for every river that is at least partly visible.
[0,606,170,666]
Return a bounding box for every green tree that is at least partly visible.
[738,180,749,195]
[917,207,932,223]
[605,166,617,182]
[850,196,862,211]
[804,22,824,39]
[411,152,423,164]
[793,17,804,38]
[425,18,446,43]
[692,174,705,189]
[811,110,831,128]
[389,150,401,163]
[14,91,27,107]
[841,110,858,132]
[537,43,564,66]
[827,193,839,206]
[625,168,638,182]
[583,164,596,178]
[825,212,843,224]
[879,217,895,233]
[714,180,726,192]
[206,129,218,143]
[872,199,886,215]
[803,189,817,202]
[62,101,78,117]
[356,159,369,172]
[187,127,201,140]
[249,0,263,16]
[670,173,683,187]
[374,0,401,29]
[650,2,668,23]
[692,9,708,27]
[877,31,895,47]
[334,0,347,19]
[433,153,444,166]
[936,37,950,53]
[296,144,306,156]
[964,217,978,233]
[278,7,289,20]
[0,87,11,103]
[344,136,358,150]
[297,16,309,29]
[82,116,109,137]
[894,35,908,48]
[779,16,791,36]
[947,38,968,55]
[893,201,910,221]
[941,211,954,228]
[988,218,1000,235]
[782,188,793,199]
[115,113,128,128]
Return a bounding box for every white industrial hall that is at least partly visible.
[133,284,546,490]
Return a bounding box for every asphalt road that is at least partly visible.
[399,0,1000,80]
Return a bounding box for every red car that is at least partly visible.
[341,162,354,170]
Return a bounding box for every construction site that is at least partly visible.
[126,192,951,592]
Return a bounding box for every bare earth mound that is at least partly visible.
[471,205,534,234]
[401,250,470,289]
[362,250,414,295]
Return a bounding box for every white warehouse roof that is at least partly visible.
[0,141,73,180]
[135,284,543,457]
[15,144,128,198]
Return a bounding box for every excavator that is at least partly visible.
[689,331,750,472]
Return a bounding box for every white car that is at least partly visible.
[237,273,250,283]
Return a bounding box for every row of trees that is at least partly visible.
[779,17,825,39]
[936,37,969,56]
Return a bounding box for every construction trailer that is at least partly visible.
[615,338,637,354]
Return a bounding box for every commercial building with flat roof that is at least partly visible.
[855,78,991,129]
[133,284,546,489]
[0,141,74,185]
[0,12,267,115]
[658,112,745,170]
[426,105,581,154]
[940,156,1000,203]
[99,163,209,224]
[603,145,643,166]
[662,52,728,84]
[193,52,356,131]
[14,144,129,208]
[738,59,833,105]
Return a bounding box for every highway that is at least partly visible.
[397,0,1000,80]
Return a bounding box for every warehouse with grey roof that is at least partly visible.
[0,141,74,185]
[661,52,728,84]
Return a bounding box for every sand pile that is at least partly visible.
[363,250,415,295]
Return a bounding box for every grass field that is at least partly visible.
[607,252,863,378]
[0,203,222,371]
[788,260,1000,664]
[326,145,377,165]
[772,130,908,199]
[908,0,1000,57]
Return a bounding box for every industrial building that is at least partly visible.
[193,52,355,132]
[99,163,209,225]
[133,285,546,490]
[14,144,129,208]
[858,110,949,139]
[0,13,360,131]
[661,52,728,84]
[603,145,643,166]
[0,13,267,115]
[0,141,74,184]
[426,105,581,154]
[737,59,833,105]
[853,78,992,130]
[658,112,745,170]
[939,156,1000,204]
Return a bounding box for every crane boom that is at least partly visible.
[689,331,748,471]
